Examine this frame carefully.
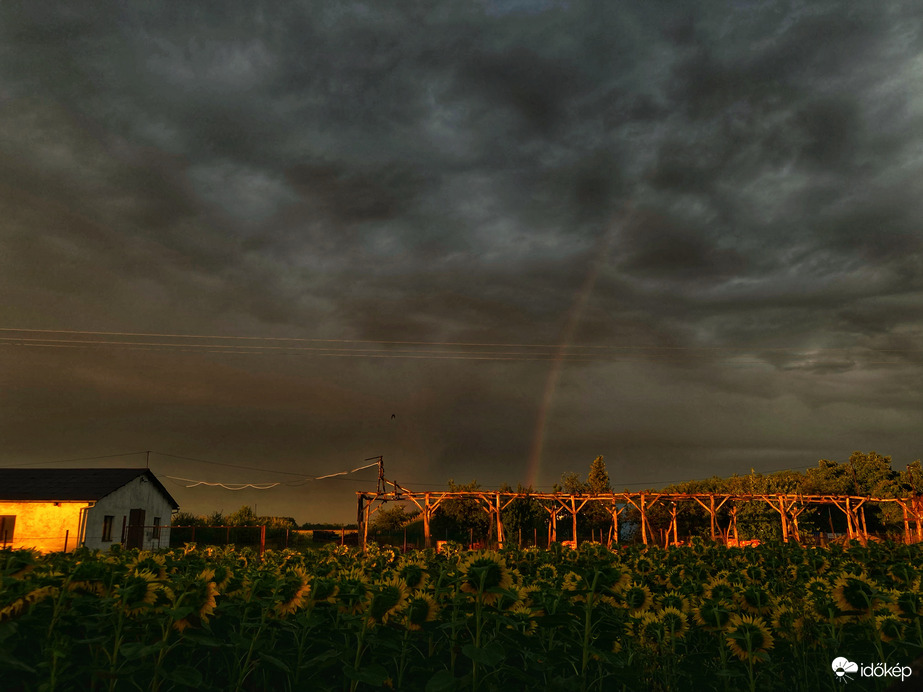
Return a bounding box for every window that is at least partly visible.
[102,515,114,542]
[0,516,15,544]
[152,517,161,540]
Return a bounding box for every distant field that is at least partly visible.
[1,541,921,691]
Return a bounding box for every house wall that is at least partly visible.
[0,501,86,553]
[83,476,174,551]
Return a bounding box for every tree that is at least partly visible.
[227,505,259,526]
[587,456,611,493]
[371,504,419,533]
[431,480,490,541]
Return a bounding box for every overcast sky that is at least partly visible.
[1,1,921,523]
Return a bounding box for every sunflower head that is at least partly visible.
[116,570,160,616]
[363,577,409,625]
[876,614,905,642]
[397,560,429,590]
[404,591,439,630]
[128,553,167,580]
[725,614,774,663]
[694,598,733,631]
[622,582,654,615]
[534,563,558,585]
[274,567,312,617]
[704,577,735,603]
[738,583,772,615]
[0,549,38,579]
[659,606,688,640]
[337,569,371,614]
[889,589,923,620]
[658,590,691,613]
[172,568,219,631]
[833,574,883,618]
[459,552,512,604]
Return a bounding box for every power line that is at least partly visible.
[0,451,149,469]
[1,327,919,353]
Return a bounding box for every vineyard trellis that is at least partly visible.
[357,479,923,551]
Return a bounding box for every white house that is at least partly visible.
[0,468,179,552]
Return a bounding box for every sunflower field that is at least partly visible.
[1,540,921,691]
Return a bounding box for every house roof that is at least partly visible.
[0,468,179,509]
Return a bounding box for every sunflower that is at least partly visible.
[309,576,339,605]
[1,549,38,579]
[725,614,774,663]
[116,570,160,616]
[703,577,735,603]
[173,569,219,632]
[622,582,654,615]
[128,553,167,580]
[658,590,691,613]
[337,569,371,614]
[397,560,429,590]
[459,552,513,604]
[598,565,632,594]
[506,602,540,635]
[659,606,688,640]
[561,571,583,592]
[832,574,883,618]
[404,591,439,630]
[366,577,409,625]
[743,564,765,583]
[534,563,558,585]
[738,583,772,615]
[274,567,312,617]
[637,611,666,649]
[694,598,733,632]
[876,613,905,642]
[770,604,801,636]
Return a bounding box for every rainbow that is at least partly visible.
[525,206,633,488]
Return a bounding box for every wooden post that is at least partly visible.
[859,505,868,543]
[671,503,678,546]
[640,494,648,546]
[846,497,855,541]
[495,493,505,549]
[778,497,789,542]
[363,502,371,548]
[357,495,366,551]
[64,529,69,553]
[259,525,266,560]
[550,509,557,544]
[423,493,431,549]
[901,504,910,544]
[709,495,716,541]
[731,505,739,544]
[612,503,619,546]
[286,528,290,549]
[571,497,578,547]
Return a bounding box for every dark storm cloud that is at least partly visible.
[1,1,921,520]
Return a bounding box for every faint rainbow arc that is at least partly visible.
[525,207,632,488]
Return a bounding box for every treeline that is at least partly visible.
[371,451,922,544]
[171,506,358,531]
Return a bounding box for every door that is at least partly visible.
[127,508,146,549]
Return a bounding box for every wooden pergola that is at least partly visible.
[356,480,923,551]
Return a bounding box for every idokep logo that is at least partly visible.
[832,657,913,684]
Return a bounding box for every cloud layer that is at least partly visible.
[1,1,920,521]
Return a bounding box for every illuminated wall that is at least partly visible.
[0,501,86,553]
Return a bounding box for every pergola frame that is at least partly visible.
[356,481,923,551]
